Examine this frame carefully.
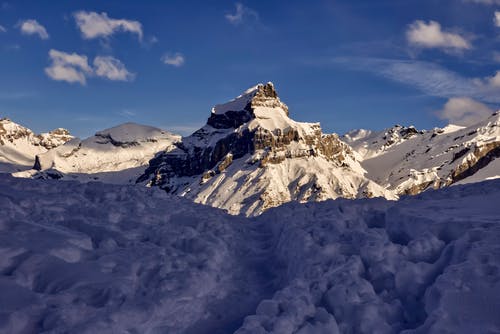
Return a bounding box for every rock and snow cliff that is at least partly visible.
[0,118,72,172]
[20,123,181,184]
[344,112,500,195]
[5,84,499,214]
[139,83,394,216]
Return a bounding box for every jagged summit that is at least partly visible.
[139,83,393,216]
[207,82,290,130]
[0,118,72,171]
[344,111,500,195]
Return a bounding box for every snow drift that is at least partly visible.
[0,174,498,333]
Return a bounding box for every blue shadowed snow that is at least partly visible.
[0,174,499,333]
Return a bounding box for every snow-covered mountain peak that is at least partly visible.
[94,122,178,147]
[208,82,290,131]
[346,111,500,195]
[139,83,394,215]
[343,124,426,160]
[0,118,73,172]
[19,122,181,184]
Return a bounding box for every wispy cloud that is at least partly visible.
[161,52,185,67]
[495,11,500,27]
[406,20,470,51]
[18,19,49,39]
[493,52,500,63]
[117,109,136,118]
[93,56,135,81]
[73,11,143,41]
[3,44,20,51]
[331,57,500,103]
[225,3,259,25]
[0,24,6,32]
[436,97,494,125]
[45,49,92,85]
[165,123,203,136]
[0,92,37,100]
[464,0,500,4]
[476,70,500,87]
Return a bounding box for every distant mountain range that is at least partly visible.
[1,83,499,215]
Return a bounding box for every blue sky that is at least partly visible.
[0,0,499,137]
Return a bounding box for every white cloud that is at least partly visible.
[45,49,92,85]
[437,97,494,126]
[495,11,500,27]
[225,3,258,25]
[45,50,134,85]
[18,19,49,39]
[74,11,143,40]
[0,24,6,32]
[407,20,470,50]
[93,56,135,81]
[161,52,185,67]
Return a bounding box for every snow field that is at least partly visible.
[0,175,499,333]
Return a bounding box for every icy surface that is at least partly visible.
[0,175,499,333]
[212,84,260,115]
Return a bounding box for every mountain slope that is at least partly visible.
[139,83,394,216]
[0,118,72,172]
[343,112,500,195]
[16,123,180,184]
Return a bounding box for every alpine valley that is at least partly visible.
[1,83,499,216]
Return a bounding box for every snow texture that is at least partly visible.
[0,174,499,333]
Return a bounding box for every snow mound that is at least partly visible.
[94,122,173,145]
[0,175,498,333]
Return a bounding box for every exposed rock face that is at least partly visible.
[139,83,394,216]
[38,128,73,149]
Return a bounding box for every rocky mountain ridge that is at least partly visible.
[344,112,500,195]
[139,82,394,216]
[0,118,72,172]
[4,84,499,215]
